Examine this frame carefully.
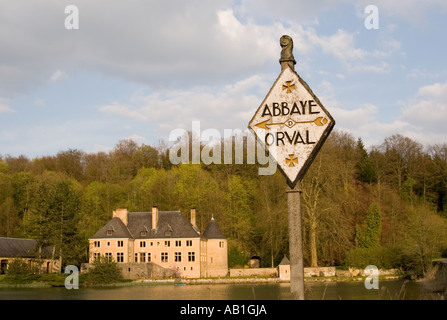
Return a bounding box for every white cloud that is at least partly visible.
[50,70,67,82]
[0,0,405,97]
[398,82,447,144]
[100,74,268,134]
[124,134,146,144]
[330,82,447,147]
[0,98,13,113]
[417,82,447,98]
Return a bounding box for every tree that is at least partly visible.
[355,138,376,184]
[133,144,160,169]
[403,205,447,276]
[78,181,119,241]
[0,197,20,237]
[356,202,382,249]
[22,171,83,267]
[172,165,223,231]
[55,149,85,181]
[380,134,423,192]
[428,143,447,214]
[301,131,357,267]
[254,172,288,267]
[110,139,139,181]
[225,175,255,254]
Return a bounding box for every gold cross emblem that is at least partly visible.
[285,154,298,167]
[282,80,295,93]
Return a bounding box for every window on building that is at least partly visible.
[219,241,224,248]
[140,241,146,248]
[93,253,100,261]
[175,240,181,247]
[135,253,138,263]
[105,253,112,261]
[147,253,151,262]
[106,230,113,236]
[188,252,195,262]
[107,241,111,246]
[93,241,101,248]
[161,252,168,263]
[186,240,192,247]
[117,240,124,247]
[140,231,147,237]
[140,252,146,263]
[117,252,124,263]
[164,241,170,247]
[175,252,181,262]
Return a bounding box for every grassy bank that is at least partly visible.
[0,272,406,288]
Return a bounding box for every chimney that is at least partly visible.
[152,206,159,230]
[113,208,128,226]
[190,208,196,227]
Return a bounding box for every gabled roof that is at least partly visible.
[203,217,226,240]
[90,211,201,240]
[0,237,53,258]
[90,217,133,239]
[278,255,290,266]
[128,211,201,239]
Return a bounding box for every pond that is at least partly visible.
[0,279,443,300]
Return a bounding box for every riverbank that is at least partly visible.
[138,273,404,286]
[0,273,405,288]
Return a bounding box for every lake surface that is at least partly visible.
[0,279,443,300]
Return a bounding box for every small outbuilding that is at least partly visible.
[0,237,60,274]
[278,255,290,280]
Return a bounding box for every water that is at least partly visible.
[0,280,441,300]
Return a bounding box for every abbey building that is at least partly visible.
[88,207,228,279]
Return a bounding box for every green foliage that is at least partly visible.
[228,242,249,268]
[84,256,123,285]
[355,138,376,184]
[1,134,447,276]
[344,246,403,269]
[401,206,447,276]
[6,258,39,275]
[357,202,382,249]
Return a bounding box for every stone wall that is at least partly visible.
[304,267,336,277]
[335,267,400,277]
[229,268,278,277]
[81,262,176,280]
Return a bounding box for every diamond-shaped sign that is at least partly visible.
[248,66,335,188]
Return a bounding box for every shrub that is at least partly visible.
[6,258,40,275]
[228,243,248,268]
[344,246,402,269]
[84,256,123,285]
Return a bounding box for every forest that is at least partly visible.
[0,130,446,277]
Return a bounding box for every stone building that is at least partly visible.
[0,237,60,274]
[278,255,290,280]
[87,207,228,279]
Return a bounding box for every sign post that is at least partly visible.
[248,35,335,300]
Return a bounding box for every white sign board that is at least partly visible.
[248,66,335,188]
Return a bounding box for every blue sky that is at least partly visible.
[0,0,446,157]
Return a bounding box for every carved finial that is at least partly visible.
[279,35,296,71]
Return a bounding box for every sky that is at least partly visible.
[0,0,446,158]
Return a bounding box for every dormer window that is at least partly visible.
[140,226,149,237]
[106,229,113,236]
[164,224,173,237]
